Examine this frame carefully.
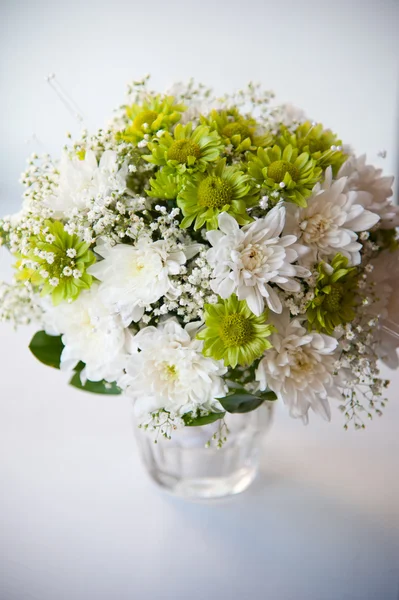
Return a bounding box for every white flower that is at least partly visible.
[256,310,340,423]
[367,250,399,368]
[339,155,398,229]
[285,167,380,266]
[42,285,127,382]
[49,150,127,215]
[88,237,187,326]
[119,318,227,419]
[206,206,310,314]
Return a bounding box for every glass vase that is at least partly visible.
[133,403,274,500]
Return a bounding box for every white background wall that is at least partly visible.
[0,1,398,599]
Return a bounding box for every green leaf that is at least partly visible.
[69,371,121,395]
[182,411,225,427]
[258,390,278,401]
[29,330,64,369]
[219,388,277,413]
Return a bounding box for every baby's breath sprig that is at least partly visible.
[138,410,185,442]
[205,418,230,449]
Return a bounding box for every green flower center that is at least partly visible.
[167,139,201,163]
[197,176,233,209]
[324,285,344,312]
[219,313,253,347]
[133,110,158,130]
[268,160,299,183]
[222,122,250,140]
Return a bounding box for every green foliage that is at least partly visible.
[69,372,121,395]
[219,388,277,413]
[29,330,64,369]
[182,411,225,426]
[369,228,399,253]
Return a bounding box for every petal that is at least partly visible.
[206,230,224,247]
[218,211,239,235]
[264,284,282,313]
[346,208,380,231]
[217,276,237,298]
[242,288,264,316]
[264,204,285,238]
[311,395,331,421]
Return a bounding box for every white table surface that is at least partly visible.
[1,1,398,598]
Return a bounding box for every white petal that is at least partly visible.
[206,230,224,247]
[218,211,239,235]
[346,209,380,231]
[242,288,264,316]
[217,276,236,298]
[311,395,331,421]
[264,284,282,313]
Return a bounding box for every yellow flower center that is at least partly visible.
[167,139,201,164]
[161,363,178,381]
[268,160,300,183]
[197,176,233,209]
[219,313,253,347]
[324,284,344,312]
[131,259,145,275]
[133,110,158,131]
[222,122,250,140]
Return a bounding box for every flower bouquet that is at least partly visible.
[1,77,398,496]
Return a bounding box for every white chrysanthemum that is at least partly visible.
[42,285,127,382]
[256,310,340,423]
[366,250,399,368]
[206,206,310,315]
[285,167,380,266]
[119,318,227,419]
[88,237,186,326]
[339,155,398,229]
[49,150,127,215]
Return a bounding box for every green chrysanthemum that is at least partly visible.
[201,108,272,153]
[306,253,358,335]
[144,123,223,174]
[197,295,274,368]
[278,121,347,174]
[118,95,186,145]
[147,169,179,200]
[177,159,257,230]
[16,220,95,305]
[247,144,322,207]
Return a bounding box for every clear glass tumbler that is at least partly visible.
[133,403,274,500]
